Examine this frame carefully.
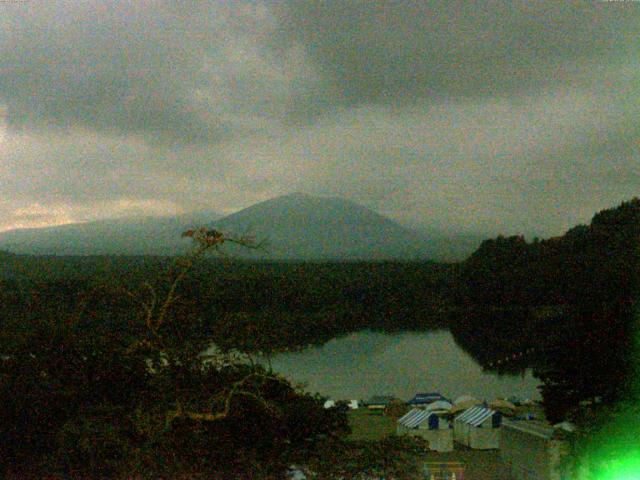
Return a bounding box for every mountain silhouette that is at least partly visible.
[0,194,480,260]
[211,193,432,260]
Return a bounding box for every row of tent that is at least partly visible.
[398,405,502,431]
[327,392,524,423]
[323,399,359,409]
[364,392,519,415]
[397,405,503,452]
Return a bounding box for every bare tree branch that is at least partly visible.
[166,371,285,426]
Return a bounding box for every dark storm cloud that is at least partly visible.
[0,1,638,235]
[3,1,635,141]
[275,0,639,107]
[0,1,318,143]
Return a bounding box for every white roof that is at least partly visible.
[454,395,479,405]
[553,421,576,433]
[504,420,576,439]
[455,405,497,426]
[398,408,437,429]
[426,400,453,411]
[502,419,555,439]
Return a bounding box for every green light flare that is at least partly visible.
[592,456,640,480]
[574,301,640,479]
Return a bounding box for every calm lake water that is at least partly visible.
[265,330,541,402]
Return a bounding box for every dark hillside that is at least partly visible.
[455,198,640,421]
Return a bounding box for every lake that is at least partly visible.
[264,330,541,402]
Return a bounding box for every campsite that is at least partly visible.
[339,393,569,480]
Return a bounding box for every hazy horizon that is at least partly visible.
[1,190,623,241]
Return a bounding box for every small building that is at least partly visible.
[397,408,454,452]
[500,420,572,480]
[408,392,448,407]
[364,395,397,412]
[453,405,502,449]
[323,400,335,409]
[347,399,359,409]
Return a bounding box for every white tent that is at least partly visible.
[451,395,482,414]
[454,395,479,405]
[426,400,453,412]
[348,399,359,409]
[323,400,335,409]
[454,406,502,449]
[490,399,517,415]
[397,408,453,452]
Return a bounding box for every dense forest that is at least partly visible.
[1,198,639,477]
[455,198,640,425]
[0,256,457,354]
[454,198,640,474]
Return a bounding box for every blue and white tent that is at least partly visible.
[455,405,502,427]
[397,408,453,452]
[407,392,448,406]
[398,409,443,430]
[454,405,502,449]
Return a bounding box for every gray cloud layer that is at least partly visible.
[275,1,637,104]
[1,1,638,235]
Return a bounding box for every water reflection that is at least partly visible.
[265,330,541,401]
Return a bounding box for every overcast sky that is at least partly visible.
[1,0,638,236]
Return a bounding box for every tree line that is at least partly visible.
[455,198,640,446]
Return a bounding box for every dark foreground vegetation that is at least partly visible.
[1,198,639,477]
[1,232,347,478]
[1,230,445,479]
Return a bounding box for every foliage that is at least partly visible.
[459,198,640,424]
[0,228,350,479]
[533,302,636,423]
[3,197,640,477]
[0,258,456,355]
[461,198,640,307]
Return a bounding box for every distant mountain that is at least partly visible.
[211,193,435,261]
[0,194,480,260]
[0,211,221,256]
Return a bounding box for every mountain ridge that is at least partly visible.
[0,211,221,256]
[0,195,477,260]
[212,194,429,260]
